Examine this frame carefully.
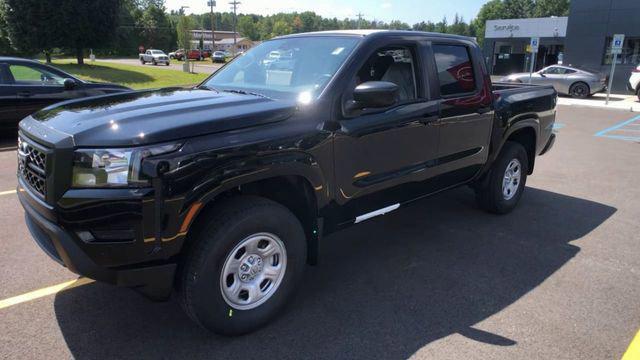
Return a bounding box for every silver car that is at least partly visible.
[500,65,607,98]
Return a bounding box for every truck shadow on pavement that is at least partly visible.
[53,187,616,359]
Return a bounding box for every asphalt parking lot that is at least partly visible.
[0,105,639,359]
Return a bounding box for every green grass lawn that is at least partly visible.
[49,60,209,90]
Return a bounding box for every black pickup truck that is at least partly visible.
[17,30,557,335]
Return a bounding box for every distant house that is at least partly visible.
[189,30,254,52]
[215,37,254,53]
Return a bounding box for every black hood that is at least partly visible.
[21,88,297,147]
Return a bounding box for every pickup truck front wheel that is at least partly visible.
[475,141,528,214]
[179,196,306,335]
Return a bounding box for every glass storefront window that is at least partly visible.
[603,37,640,65]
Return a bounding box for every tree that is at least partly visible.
[271,20,292,38]
[534,0,570,17]
[56,0,123,64]
[502,0,535,18]
[2,0,62,62]
[388,20,411,30]
[435,16,448,33]
[137,4,175,52]
[0,1,18,56]
[473,0,506,45]
[176,14,194,52]
[238,16,260,41]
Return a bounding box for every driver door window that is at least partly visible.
[355,47,418,102]
[9,65,64,86]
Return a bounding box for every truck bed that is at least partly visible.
[490,81,557,159]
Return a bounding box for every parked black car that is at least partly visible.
[0,57,130,129]
[17,30,557,336]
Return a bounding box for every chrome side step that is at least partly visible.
[355,203,400,224]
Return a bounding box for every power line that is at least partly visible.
[356,12,364,29]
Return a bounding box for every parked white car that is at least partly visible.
[628,64,640,100]
[139,50,170,66]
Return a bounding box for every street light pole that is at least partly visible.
[229,1,240,55]
[180,6,190,73]
[208,1,216,52]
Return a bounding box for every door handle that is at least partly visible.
[420,115,439,124]
[17,91,32,97]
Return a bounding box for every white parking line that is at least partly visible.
[0,190,16,196]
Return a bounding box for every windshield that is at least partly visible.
[152,50,164,55]
[203,36,360,101]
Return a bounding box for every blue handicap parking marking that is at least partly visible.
[552,123,565,130]
[594,115,640,142]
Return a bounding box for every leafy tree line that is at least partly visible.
[0,0,569,64]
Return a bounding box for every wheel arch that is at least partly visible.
[184,171,325,266]
[505,125,537,175]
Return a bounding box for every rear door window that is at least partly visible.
[432,44,476,96]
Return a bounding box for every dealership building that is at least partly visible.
[483,0,640,92]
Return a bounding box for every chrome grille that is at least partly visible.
[18,137,48,196]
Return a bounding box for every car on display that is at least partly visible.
[182,49,211,61]
[17,30,557,335]
[628,64,640,100]
[212,51,226,63]
[500,65,607,98]
[139,49,171,66]
[0,57,131,130]
[168,49,183,60]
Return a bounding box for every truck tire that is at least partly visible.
[475,141,528,214]
[179,196,307,335]
[152,59,157,66]
[636,87,640,102]
[140,59,145,65]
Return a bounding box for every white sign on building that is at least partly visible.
[485,17,568,39]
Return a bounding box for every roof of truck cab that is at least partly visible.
[274,29,474,42]
[0,57,41,63]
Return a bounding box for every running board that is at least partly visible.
[355,203,400,224]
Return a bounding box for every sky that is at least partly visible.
[164,0,485,25]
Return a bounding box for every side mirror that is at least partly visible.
[350,81,398,110]
[63,78,77,90]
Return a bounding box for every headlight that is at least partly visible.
[72,143,180,188]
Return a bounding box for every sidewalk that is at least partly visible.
[557,93,640,112]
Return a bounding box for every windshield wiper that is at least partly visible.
[221,89,269,99]
[196,84,220,92]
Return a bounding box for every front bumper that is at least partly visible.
[19,186,176,300]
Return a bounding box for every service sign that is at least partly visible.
[611,34,625,55]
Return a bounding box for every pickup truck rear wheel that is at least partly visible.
[475,141,528,214]
[179,196,306,335]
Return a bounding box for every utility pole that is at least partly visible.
[208,1,216,52]
[229,1,240,54]
[356,12,364,29]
